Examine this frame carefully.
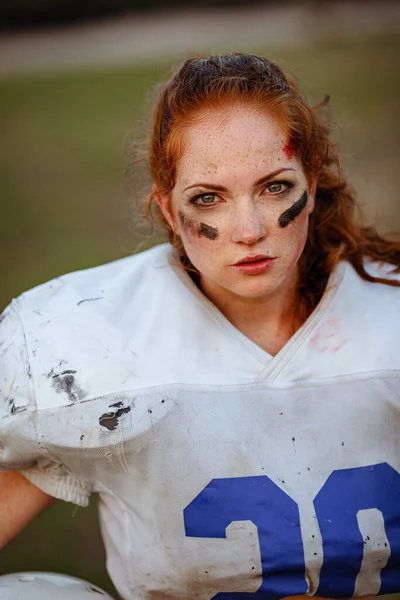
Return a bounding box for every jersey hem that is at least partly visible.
[19,466,91,507]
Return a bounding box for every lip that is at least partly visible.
[232,255,276,275]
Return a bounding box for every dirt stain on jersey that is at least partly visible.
[77,296,103,306]
[6,395,27,415]
[99,405,131,431]
[47,368,87,403]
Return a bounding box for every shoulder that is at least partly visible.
[363,258,400,284]
[324,258,400,370]
[2,242,231,409]
[285,259,400,381]
[335,259,400,335]
[0,242,190,404]
[341,259,400,309]
[12,243,172,318]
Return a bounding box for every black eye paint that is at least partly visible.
[198,222,218,240]
[179,210,219,241]
[278,190,308,228]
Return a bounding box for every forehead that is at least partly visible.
[175,105,290,184]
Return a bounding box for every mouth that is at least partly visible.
[232,255,276,275]
[234,254,272,265]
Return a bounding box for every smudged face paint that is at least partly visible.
[199,222,218,240]
[178,211,219,240]
[159,104,314,310]
[278,190,308,228]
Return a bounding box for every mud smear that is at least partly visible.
[6,395,27,415]
[77,296,103,306]
[110,401,123,408]
[278,190,308,228]
[48,368,87,402]
[99,405,131,431]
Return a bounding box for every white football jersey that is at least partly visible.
[1,243,400,599]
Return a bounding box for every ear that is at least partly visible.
[307,178,317,215]
[154,189,176,232]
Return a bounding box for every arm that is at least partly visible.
[0,469,57,550]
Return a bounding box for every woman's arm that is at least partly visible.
[0,469,57,550]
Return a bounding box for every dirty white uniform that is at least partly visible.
[1,243,400,599]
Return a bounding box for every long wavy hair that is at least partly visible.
[144,53,400,315]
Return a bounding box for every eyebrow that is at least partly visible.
[182,168,296,193]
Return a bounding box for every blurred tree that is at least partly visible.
[0,0,269,31]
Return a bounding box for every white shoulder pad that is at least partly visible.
[0,302,39,469]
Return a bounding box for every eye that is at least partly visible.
[266,181,290,194]
[191,193,219,206]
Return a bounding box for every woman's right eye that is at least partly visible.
[191,193,218,206]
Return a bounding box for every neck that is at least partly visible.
[200,270,303,356]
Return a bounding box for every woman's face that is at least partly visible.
[158,104,315,306]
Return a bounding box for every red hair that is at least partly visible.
[144,53,400,313]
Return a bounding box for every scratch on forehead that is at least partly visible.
[283,139,294,160]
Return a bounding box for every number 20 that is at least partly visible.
[184,463,400,598]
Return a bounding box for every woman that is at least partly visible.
[0,53,399,599]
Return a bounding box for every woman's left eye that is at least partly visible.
[266,181,289,194]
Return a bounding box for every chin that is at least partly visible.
[227,279,283,301]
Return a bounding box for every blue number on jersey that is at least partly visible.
[184,463,400,598]
[315,462,400,597]
[184,475,307,598]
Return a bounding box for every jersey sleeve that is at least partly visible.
[0,301,91,507]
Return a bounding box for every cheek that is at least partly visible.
[270,204,309,263]
[181,234,222,278]
[284,217,309,268]
[178,210,220,243]
[177,212,224,273]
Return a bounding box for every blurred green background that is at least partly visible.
[0,12,400,598]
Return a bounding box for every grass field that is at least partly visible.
[1,33,399,596]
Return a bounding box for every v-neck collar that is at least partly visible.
[168,249,346,381]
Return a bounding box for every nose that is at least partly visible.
[231,198,267,245]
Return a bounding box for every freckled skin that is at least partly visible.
[178,210,187,227]
[278,191,308,228]
[178,210,196,236]
[166,105,315,310]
